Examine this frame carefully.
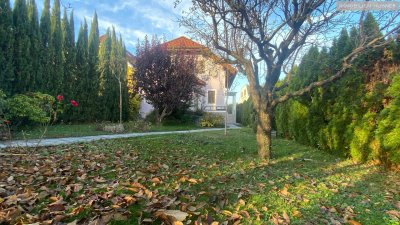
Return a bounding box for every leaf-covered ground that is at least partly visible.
[0,129,399,225]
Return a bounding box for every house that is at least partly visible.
[239,85,250,103]
[138,36,238,123]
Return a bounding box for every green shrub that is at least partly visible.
[200,112,224,127]
[236,99,255,128]
[124,120,152,132]
[349,111,377,162]
[376,74,400,166]
[128,93,141,120]
[6,92,55,125]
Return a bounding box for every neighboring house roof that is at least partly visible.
[162,36,237,88]
[125,51,136,65]
[99,34,136,66]
[163,36,206,49]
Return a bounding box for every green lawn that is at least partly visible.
[10,123,200,140]
[0,129,399,225]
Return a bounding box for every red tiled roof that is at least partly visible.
[163,36,237,80]
[99,35,107,43]
[163,36,206,49]
[125,51,136,65]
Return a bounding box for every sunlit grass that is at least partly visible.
[1,129,398,224]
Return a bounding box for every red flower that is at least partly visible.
[56,95,64,102]
[70,100,78,107]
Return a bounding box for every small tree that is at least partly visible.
[135,36,204,123]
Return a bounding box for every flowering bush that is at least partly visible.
[53,95,79,122]
[70,100,78,107]
[56,95,64,102]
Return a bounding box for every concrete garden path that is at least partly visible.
[0,126,241,149]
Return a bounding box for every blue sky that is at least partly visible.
[46,0,191,51]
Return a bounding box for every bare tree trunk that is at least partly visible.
[255,108,273,161]
[157,107,169,125]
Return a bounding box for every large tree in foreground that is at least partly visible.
[180,0,400,162]
[135,37,204,123]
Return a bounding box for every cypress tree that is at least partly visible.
[61,8,75,105]
[103,28,121,122]
[98,29,111,100]
[74,21,89,121]
[13,0,31,94]
[348,27,359,51]
[27,0,40,91]
[87,11,100,120]
[357,13,383,68]
[394,31,400,62]
[49,0,63,94]
[0,0,14,95]
[336,29,351,59]
[39,0,51,92]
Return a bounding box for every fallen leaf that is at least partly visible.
[221,210,233,217]
[188,178,198,184]
[386,210,400,218]
[282,211,290,223]
[292,210,302,218]
[94,177,107,183]
[347,220,362,225]
[48,203,65,212]
[151,177,161,184]
[280,185,290,196]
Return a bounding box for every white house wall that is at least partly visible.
[196,55,227,110]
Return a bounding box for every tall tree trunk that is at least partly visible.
[256,107,273,161]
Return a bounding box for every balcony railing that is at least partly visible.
[203,105,226,111]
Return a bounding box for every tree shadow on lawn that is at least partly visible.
[174,140,399,225]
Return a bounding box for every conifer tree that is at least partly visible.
[98,30,112,121]
[0,0,14,95]
[74,21,89,121]
[336,29,351,59]
[49,0,63,94]
[87,11,100,119]
[13,0,31,94]
[61,8,75,105]
[103,28,121,122]
[27,0,41,91]
[357,13,383,68]
[394,31,400,62]
[348,27,359,51]
[39,0,51,92]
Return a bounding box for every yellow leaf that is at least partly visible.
[221,210,233,217]
[188,178,198,184]
[292,210,302,218]
[347,220,362,225]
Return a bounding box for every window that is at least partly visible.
[208,90,216,104]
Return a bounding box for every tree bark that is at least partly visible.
[255,107,273,161]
